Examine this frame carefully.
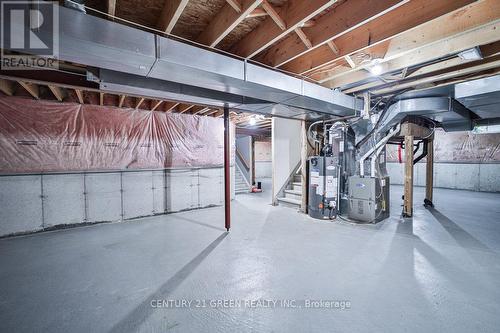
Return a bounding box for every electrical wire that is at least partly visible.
[355,88,412,149]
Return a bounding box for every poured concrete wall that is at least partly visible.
[387,162,500,192]
[0,166,234,237]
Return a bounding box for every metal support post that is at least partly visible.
[424,138,434,207]
[223,106,231,231]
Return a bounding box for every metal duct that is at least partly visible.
[455,75,500,120]
[378,97,473,133]
[64,0,86,13]
[2,5,362,120]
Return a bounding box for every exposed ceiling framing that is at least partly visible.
[74,0,499,97]
[2,0,498,117]
[0,76,271,130]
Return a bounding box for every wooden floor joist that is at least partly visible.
[74,89,84,104]
[256,0,405,67]
[18,81,39,99]
[135,97,145,109]
[157,0,189,33]
[197,0,263,47]
[280,0,476,75]
[0,79,14,96]
[118,95,125,108]
[48,85,64,101]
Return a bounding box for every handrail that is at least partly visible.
[235,162,251,189]
[273,160,302,205]
[235,149,250,171]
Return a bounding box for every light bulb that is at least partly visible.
[369,64,383,76]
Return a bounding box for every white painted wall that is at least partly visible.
[255,140,272,178]
[236,135,252,182]
[272,118,302,200]
[236,136,252,163]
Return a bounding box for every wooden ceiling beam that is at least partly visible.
[327,40,339,55]
[230,0,336,58]
[344,55,356,69]
[19,81,39,99]
[226,0,242,13]
[151,100,163,111]
[301,20,315,28]
[193,106,210,115]
[107,0,116,16]
[0,79,14,96]
[370,56,500,96]
[135,97,144,109]
[204,109,220,116]
[164,101,179,112]
[261,0,286,30]
[178,104,195,113]
[344,48,500,94]
[247,8,267,18]
[49,85,65,101]
[197,0,263,47]
[48,85,65,101]
[256,0,405,67]
[74,89,84,104]
[118,95,125,108]
[318,0,500,86]
[157,0,189,34]
[480,41,500,58]
[294,28,312,49]
[280,0,477,75]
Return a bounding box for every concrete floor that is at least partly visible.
[1,179,500,332]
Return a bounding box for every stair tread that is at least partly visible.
[277,197,301,205]
[284,189,302,195]
[292,182,302,186]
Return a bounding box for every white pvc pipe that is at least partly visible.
[360,123,400,177]
[371,144,387,178]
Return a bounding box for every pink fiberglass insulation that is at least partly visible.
[0,96,234,173]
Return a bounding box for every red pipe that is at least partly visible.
[398,143,403,163]
[223,106,231,232]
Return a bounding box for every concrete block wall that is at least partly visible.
[0,166,234,237]
[386,162,500,192]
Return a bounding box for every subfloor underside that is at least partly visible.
[1,181,500,332]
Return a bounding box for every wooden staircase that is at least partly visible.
[276,172,303,209]
[235,166,250,194]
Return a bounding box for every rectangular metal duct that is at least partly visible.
[379,97,473,132]
[4,4,362,119]
[455,75,500,119]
